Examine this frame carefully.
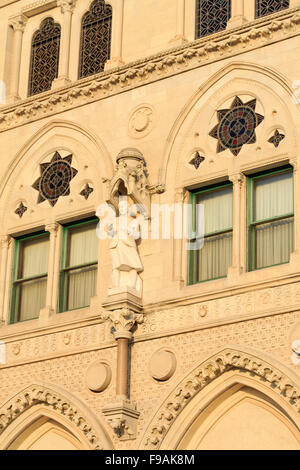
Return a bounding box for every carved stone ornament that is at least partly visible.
[102,148,165,216]
[100,307,144,338]
[0,385,105,449]
[102,397,140,440]
[143,347,300,449]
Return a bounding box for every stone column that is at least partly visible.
[101,306,143,440]
[52,0,76,89]
[290,159,300,265]
[228,0,247,28]
[39,223,59,320]
[7,14,27,103]
[0,236,12,325]
[228,173,245,278]
[169,0,187,45]
[105,0,125,70]
[173,187,186,284]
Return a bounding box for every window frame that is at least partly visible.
[246,165,294,272]
[58,216,99,313]
[9,231,49,324]
[188,181,233,285]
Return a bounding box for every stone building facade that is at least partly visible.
[0,0,300,450]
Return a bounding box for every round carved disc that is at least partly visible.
[86,362,111,392]
[150,350,176,381]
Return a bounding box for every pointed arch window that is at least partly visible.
[196,0,231,39]
[79,0,112,79]
[255,0,289,18]
[28,17,61,97]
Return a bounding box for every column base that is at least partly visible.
[169,34,188,46]
[102,397,140,440]
[227,16,248,28]
[51,76,72,90]
[39,306,55,323]
[6,94,21,105]
[104,57,125,71]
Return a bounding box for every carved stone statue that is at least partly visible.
[108,197,143,296]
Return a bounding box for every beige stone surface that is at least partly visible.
[0,0,300,450]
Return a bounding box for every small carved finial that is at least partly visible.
[268,129,285,148]
[189,152,205,169]
[80,183,94,200]
[15,202,27,218]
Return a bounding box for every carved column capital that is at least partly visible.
[101,308,144,339]
[0,235,13,249]
[45,223,59,236]
[9,14,27,32]
[57,0,76,13]
[229,173,245,187]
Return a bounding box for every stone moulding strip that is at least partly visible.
[0,7,300,132]
[143,347,300,449]
[21,0,57,17]
[0,385,105,449]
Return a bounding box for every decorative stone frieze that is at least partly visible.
[1,7,300,131]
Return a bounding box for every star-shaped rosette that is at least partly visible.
[32,151,78,206]
[209,96,264,156]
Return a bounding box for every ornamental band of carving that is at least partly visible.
[143,348,300,449]
[0,7,300,132]
[0,386,104,449]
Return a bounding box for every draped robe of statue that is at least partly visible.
[108,198,143,296]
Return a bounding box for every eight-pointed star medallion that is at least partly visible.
[32,151,78,206]
[209,96,264,156]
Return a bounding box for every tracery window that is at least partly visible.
[196,0,231,39]
[28,17,61,97]
[255,0,289,18]
[79,0,112,79]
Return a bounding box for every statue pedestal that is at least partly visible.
[103,287,143,316]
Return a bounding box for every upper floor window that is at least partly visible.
[196,0,231,39]
[255,0,289,18]
[247,166,294,271]
[188,182,233,284]
[28,17,61,96]
[10,232,49,323]
[59,218,98,312]
[79,0,112,79]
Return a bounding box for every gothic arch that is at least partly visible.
[140,345,300,449]
[0,119,114,229]
[162,61,300,189]
[0,383,113,450]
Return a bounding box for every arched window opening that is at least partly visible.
[79,0,112,79]
[28,17,61,97]
[256,0,289,18]
[196,0,231,39]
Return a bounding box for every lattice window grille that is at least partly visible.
[196,0,231,39]
[28,17,61,97]
[256,0,289,18]
[79,0,112,79]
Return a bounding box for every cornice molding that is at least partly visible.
[0,7,300,133]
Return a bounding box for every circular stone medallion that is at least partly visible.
[150,350,177,381]
[86,362,111,392]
